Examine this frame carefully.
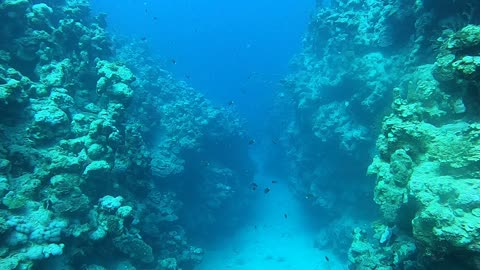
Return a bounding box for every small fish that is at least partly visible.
[171,59,177,65]
[228,100,235,106]
[325,256,329,262]
[271,180,278,184]
[305,193,314,200]
[153,16,158,20]
[284,213,288,219]
[254,225,257,230]
[140,37,147,41]
[248,139,256,145]
[250,182,258,191]
[185,74,191,79]
[43,199,53,210]
[264,188,270,194]
[272,138,279,145]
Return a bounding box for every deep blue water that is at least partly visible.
[91,0,314,138]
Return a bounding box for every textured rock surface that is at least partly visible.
[280,0,480,268]
[364,23,480,268]
[0,1,254,269]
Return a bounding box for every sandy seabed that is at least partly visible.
[196,174,347,270]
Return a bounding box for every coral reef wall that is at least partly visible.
[355,23,480,270]
[282,0,480,267]
[280,0,417,255]
[0,1,254,269]
[113,40,256,238]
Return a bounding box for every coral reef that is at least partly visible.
[113,40,255,237]
[278,0,415,257]
[0,1,254,269]
[280,0,419,217]
[362,23,480,268]
[281,0,480,267]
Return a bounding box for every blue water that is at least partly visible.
[92,0,313,138]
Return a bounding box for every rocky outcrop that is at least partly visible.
[0,1,254,269]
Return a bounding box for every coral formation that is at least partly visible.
[278,0,417,256]
[365,23,480,268]
[281,0,480,268]
[0,1,254,269]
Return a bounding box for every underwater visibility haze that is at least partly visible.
[91,0,314,141]
[1,0,480,269]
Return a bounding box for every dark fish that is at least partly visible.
[171,59,177,65]
[43,199,52,210]
[250,182,258,191]
[153,16,158,20]
[185,74,191,79]
[140,37,147,41]
[248,139,256,145]
[272,138,279,145]
[325,256,329,262]
[271,180,278,184]
[284,213,288,219]
[228,100,235,105]
[264,188,270,194]
[305,193,314,199]
[145,8,148,13]
[254,225,257,230]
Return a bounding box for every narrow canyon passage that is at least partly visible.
[3,1,478,269]
[89,1,344,269]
